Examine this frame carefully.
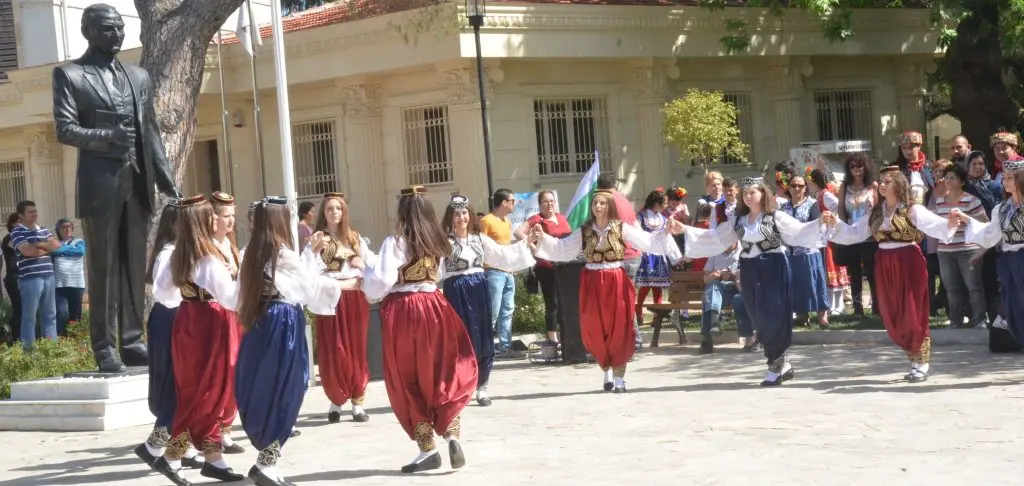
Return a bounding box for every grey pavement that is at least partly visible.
[2,343,1023,485]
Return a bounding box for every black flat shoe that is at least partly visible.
[352,411,370,422]
[603,381,613,391]
[908,367,933,383]
[400,451,442,473]
[448,439,466,469]
[612,384,627,394]
[153,457,192,486]
[760,375,783,387]
[248,465,289,486]
[327,410,341,424]
[782,368,795,382]
[98,358,127,373]
[289,429,301,438]
[181,455,205,469]
[134,443,157,468]
[476,396,492,407]
[222,443,246,454]
[200,462,244,482]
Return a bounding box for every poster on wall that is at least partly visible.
[509,191,560,228]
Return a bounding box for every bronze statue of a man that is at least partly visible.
[52,4,179,373]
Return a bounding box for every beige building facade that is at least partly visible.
[0,3,946,245]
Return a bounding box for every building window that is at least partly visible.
[720,92,755,165]
[292,119,339,199]
[0,158,26,218]
[402,105,453,185]
[813,89,874,142]
[534,97,612,176]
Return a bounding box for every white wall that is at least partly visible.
[16,0,273,68]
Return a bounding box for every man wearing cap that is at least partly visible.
[990,131,1024,185]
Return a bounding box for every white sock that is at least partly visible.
[411,449,437,464]
[209,458,229,469]
[165,458,182,470]
[183,446,201,460]
[613,377,625,388]
[917,362,930,374]
[476,389,489,400]
[329,403,343,414]
[221,434,235,447]
[781,361,792,374]
[352,405,365,415]
[144,443,163,458]
[764,371,780,381]
[255,463,280,480]
[603,369,613,383]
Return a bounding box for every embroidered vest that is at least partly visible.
[581,221,626,264]
[734,212,782,255]
[997,203,1024,244]
[869,205,922,243]
[319,234,358,272]
[180,281,214,301]
[445,234,484,273]
[397,256,440,285]
[260,274,283,301]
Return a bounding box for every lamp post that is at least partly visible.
[465,0,495,201]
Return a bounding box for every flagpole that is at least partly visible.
[267,0,310,384]
[246,0,268,196]
[215,31,236,195]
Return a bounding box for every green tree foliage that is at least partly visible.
[699,0,1024,153]
[662,89,750,167]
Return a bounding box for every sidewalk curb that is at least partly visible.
[511,329,990,349]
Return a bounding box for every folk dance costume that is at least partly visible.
[363,187,478,473]
[782,197,830,317]
[827,178,955,382]
[234,198,344,486]
[135,243,203,470]
[634,209,673,323]
[963,161,1024,347]
[533,208,682,393]
[816,184,850,314]
[210,191,245,455]
[441,195,536,407]
[301,193,378,424]
[684,177,825,386]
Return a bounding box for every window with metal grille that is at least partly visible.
[402,105,453,185]
[0,158,26,217]
[813,89,874,141]
[291,120,338,198]
[720,92,755,165]
[534,97,612,176]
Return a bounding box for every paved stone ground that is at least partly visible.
[2,343,1023,486]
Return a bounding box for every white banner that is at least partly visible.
[509,191,559,228]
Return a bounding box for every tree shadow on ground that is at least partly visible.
[1,443,155,485]
[288,468,455,482]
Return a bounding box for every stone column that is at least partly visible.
[22,129,67,226]
[765,59,814,161]
[439,66,503,210]
[338,82,388,246]
[631,60,679,191]
[895,62,928,137]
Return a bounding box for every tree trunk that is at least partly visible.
[944,2,1022,160]
[133,0,246,315]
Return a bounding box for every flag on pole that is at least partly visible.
[236,0,262,58]
[565,154,602,230]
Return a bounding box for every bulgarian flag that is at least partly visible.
[565,154,601,230]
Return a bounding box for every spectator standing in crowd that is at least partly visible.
[480,188,523,359]
[966,151,1002,214]
[51,218,87,336]
[933,163,989,329]
[836,153,880,318]
[709,178,739,229]
[990,132,1024,183]
[698,171,724,206]
[520,190,571,345]
[298,201,316,250]
[11,201,59,351]
[925,162,951,318]
[2,213,20,344]
[950,135,972,168]
[595,173,645,351]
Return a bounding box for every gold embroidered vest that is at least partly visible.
[180,281,214,301]
[870,206,922,243]
[318,234,358,273]
[581,221,626,264]
[397,256,440,285]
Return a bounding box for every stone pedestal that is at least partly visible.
[0,372,153,431]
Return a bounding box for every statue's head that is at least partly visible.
[81,4,124,55]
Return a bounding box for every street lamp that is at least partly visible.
[465,0,495,202]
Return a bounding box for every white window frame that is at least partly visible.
[401,104,454,186]
[812,88,875,142]
[0,157,26,229]
[533,96,613,177]
[720,92,755,166]
[291,118,340,200]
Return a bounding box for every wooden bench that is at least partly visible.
[644,270,733,347]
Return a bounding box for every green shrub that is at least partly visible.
[512,272,546,336]
[0,319,94,399]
